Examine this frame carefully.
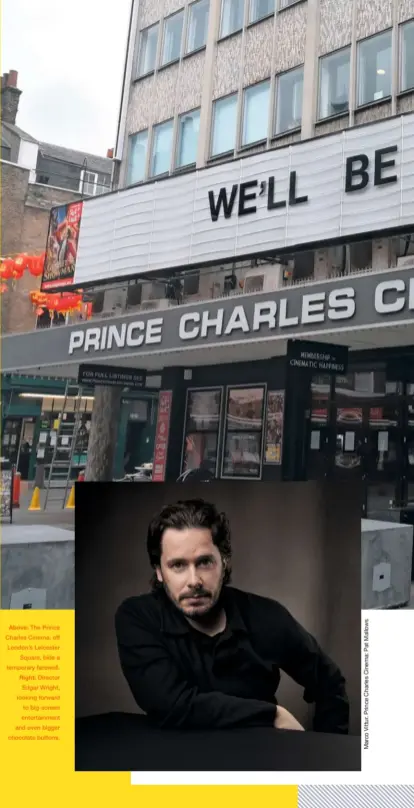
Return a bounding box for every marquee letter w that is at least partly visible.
[208,185,238,222]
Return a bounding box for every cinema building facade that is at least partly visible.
[3,0,414,524]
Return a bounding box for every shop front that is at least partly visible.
[2,112,414,508]
[3,266,414,508]
[0,373,158,484]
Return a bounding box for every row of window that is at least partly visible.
[127,109,200,184]
[320,22,414,118]
[136,0,298,78]
[137,0,209,77]
[220,0,296,37]
[128,59,302,184]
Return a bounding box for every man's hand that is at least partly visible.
[274,705,305,731]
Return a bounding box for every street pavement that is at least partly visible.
[3,486,74,529]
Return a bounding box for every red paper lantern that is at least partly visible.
[0,282,8,294]
[13,254,29,278]
[0,258,14,280]
[30,254,45,277]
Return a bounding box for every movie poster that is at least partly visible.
[264,390,285,465]
[41,201,83,290]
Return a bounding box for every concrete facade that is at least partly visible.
[117,0,414,186]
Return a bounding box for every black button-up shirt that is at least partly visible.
[115,586,349,734]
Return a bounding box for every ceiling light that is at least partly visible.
[19,393,95,401]
[377,69,386,75]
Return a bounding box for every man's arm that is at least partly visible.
[115,599,276,730]
[276,604,349,734]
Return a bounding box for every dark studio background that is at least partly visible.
[75,480,362,734]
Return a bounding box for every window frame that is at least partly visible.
[149,118,175,178]
[219,0,245,40]
[136,22,160,78]
[185,0,210,55]
[317,45,351,122]
[273,64,304,136]
[241,78,271,148]
[126,129,149,186]
[279,0,304,10]
[400,19,414,94]
[80,170,98,196]
[248,0,275,26]
[356,28,392,109]
[210,92,239,158]
[161,9,185,67]
[175,107,201,169]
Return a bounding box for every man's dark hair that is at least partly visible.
[147,499,232,590]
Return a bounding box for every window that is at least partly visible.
[220,0,244,38]
[186,0,209,53]
[150,119,174,176]
[357,30,392,106]
[275,66,303,134]
[242,80,270,146]
[162,11,184,65]
[319,47,350,119]
[249,0,274,24]
[137,23,159,76]
[81,170,98,195]
[280,0,299,8]
[211,94,238,155]
[127,130,148,185]
[97,176,111,195]
[401,20,414,92]
[176,109,200,167]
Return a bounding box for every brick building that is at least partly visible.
[1,69,113,334]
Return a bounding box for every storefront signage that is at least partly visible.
[3,268,414,373]
[152,391,173,482]
[208,147,397,222]
[287,340,348,375]
[55,115,413,288]
[77,363,146,388]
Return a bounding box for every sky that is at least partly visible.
[2,0,132,156]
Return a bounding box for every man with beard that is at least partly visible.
[115,499,349,733]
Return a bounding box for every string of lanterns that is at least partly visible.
[0,252,45,281]
[0,251,91,318]
[29,289,90,317]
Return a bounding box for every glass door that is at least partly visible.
[1,418,23,467]
[306,375,332,479]
[180,388,223,479]
[405,383,414,493]
[364,380,403,485]
[16,418,36,480]
[331,374,365,479]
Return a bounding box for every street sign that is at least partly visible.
[287,339,348,375]
[77,363,146,388]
